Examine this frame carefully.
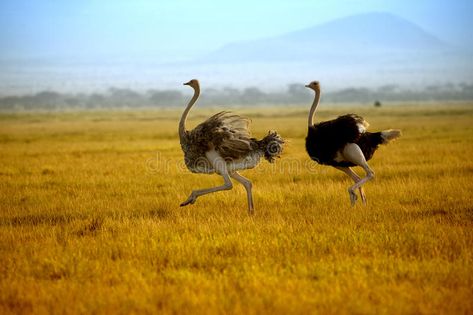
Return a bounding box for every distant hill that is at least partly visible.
[1,12,471,94]
[184,12,471,90]
[203,12,451,63]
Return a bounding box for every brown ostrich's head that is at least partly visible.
[183,79,200,89]
[305,81,320,91]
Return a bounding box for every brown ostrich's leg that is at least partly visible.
[230,171,254,214]
[180,150,233,207]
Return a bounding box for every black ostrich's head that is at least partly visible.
[183,79,200,89]
[305,81,320,91]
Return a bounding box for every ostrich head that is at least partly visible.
[183,79,200,89]
[305,81,320,91]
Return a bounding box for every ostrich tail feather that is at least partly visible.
[381,129,402,143]
[257,131,285,163]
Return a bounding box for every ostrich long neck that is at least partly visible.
[308,89,321,127]
[179,86,200,140]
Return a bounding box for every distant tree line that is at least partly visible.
[1,83,472,111]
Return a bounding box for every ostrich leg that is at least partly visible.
[335,166,367,204]
[230,171,254,214]
[341,143,375,206]
[180,150,233,206]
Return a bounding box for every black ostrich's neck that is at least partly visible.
[308,89,321,127]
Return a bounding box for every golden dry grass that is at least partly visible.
[0,104,472,314]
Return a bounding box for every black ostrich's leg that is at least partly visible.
[340,143,375,206]
[334,166,367,204]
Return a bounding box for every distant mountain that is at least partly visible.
[1,12,471,94]
[182,12,471,90]
[202,12,452,63]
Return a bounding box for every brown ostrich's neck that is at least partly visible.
[308,88,321,127]
[179,85,200,141]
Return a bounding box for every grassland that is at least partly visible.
[0,103,472,314]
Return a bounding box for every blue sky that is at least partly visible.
[1,0,472,61]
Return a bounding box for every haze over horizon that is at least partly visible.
[1,0,472,94]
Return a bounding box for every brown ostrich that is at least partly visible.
[179,79,284,214]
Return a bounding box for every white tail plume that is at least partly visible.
[381,129,402,143]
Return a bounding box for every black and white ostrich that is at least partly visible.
[305,81,401,205]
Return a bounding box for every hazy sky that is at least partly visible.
[1,0,472,62]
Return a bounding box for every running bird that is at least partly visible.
[305,81,401,205]
[179,79,284,214]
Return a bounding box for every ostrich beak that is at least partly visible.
[183,82,190,86]
[305,84,310,88]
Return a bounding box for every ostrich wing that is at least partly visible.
[188,111,254,160]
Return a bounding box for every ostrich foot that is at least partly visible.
[359,189,367,204]
[180,193,197,207]
[349,189,358,206]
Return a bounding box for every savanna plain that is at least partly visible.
[0,103,472,314]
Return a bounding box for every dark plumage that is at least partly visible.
[306,114,369,166]
[306,114,389,167]
[353,132,385,164]
[304,80,401,205]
